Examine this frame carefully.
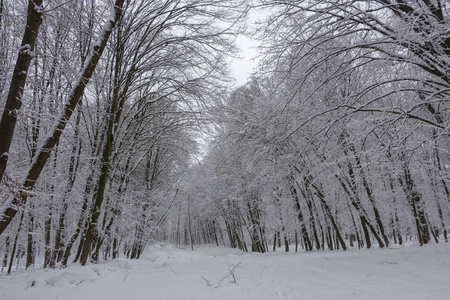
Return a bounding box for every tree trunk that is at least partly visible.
[289,181,313,251]
[305,177,347,251]
[348,145,389,247]
[52,109,82,265]
[295,231,298,252]
[296,179,321,250]
[2,236,10,268]
[25,209,35,269]
[273,233,277,252]
[335,165,384,248]
[401,163,430,246]
[61,174,95,267]
[188,202,194,251]
[0,0,43,182]
[79,131,114,264]
[7,213,25,274]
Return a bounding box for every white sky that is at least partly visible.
[230,34,260,86]
[229,7,269,86]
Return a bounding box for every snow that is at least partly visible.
[34,6,44,15]
[1,243,450,300]
[19,44,31,51]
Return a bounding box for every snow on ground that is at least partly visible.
[1,242,450,300]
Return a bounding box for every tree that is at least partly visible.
[251,0,450,245]
[76,0,245,265]
[0,0,125,235]
[0,0,43,182]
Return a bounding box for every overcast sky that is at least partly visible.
[230,34,260,86]
[229,7,269,86]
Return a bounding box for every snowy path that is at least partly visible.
[1,243,450,300]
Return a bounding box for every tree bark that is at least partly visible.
[0,0,43,182]
[347,145,389,247]
[306,177,347,251]
[25,210,35,269]
[289,181,313,251]
[336,161,385,248]
[2,235,10,268]
[300,180,322,250]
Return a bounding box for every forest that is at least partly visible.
[0,0,449,274]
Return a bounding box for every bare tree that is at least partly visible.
[0,0,125,236]
[0,0,43,182]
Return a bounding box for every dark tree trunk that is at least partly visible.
[360,216,371,249]
[348,145,389,247]
[43,212,52,268]
[52,109,82,265]
[289,181,313,251]
[273,233,277,252]
[305,177,347,251]
[295,231,298,252]
[2,236,10,267]
[61,178,94,267]
[8,213,25,274]
[25,210,35,269]
[334,166,384,248]
[284,234,289,252]
[0,0,43,182]
[112,232,119,259]
[297,179,321,250]
[401,163,430,246]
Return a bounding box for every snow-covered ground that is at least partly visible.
[1,242,450,300]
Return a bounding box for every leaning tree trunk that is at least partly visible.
[337,160,385,249]
[302,185,321,250]
[304,176,347,251]
[347,145,389,247]
[289,181,313,252]
[388,149,431,246]
[400,170,430,246]
[0,0,125,236]
[80,20,131,264]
